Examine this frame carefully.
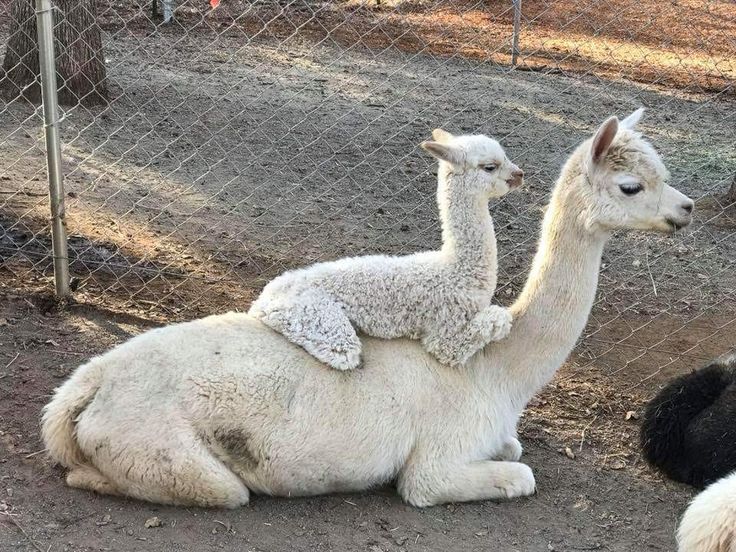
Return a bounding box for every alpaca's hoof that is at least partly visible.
[486,306,513,341]
[324,347,362,371]
[499,463,536,498]
[67,466,120,496]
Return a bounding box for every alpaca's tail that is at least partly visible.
[677,470,736,552]
[41,360,104,468]
[640,361,733,485]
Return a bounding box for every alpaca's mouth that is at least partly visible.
[507,176,524,189]
[665,217,691,232]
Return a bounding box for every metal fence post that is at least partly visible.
[35,0,70,298]
[511,0,522,66]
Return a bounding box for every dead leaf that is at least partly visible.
[564,447,576,460]
[144,517,162,528]
[625,411,639,421]
[45,339,60,347]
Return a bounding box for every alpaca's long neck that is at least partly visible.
[482,176,608,403]
[438,170,496,279]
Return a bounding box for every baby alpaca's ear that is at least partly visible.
[431,128,454,144]
[421,141,463,165]
[590,116,619,164]
[620,107,645,130]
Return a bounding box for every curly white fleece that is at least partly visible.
[249,131,523,370]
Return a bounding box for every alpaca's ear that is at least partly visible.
[421,141,463,165]
[590,116,619,164]
[620,107,645,130]
[431,128,454,144]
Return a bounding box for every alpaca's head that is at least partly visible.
[420,129,523,198]
[572,108,694,234]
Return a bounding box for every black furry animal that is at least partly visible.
[640,353,736,487]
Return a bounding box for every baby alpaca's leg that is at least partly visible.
[423,306,513,367]
[420,325,461,367]
[253,289,362,371]
[469,305,512,343]
[454,305,513,365]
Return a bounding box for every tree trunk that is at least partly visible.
[1,0,108,105]
[725,175,736,205]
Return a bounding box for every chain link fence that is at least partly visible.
[1,0,734,403]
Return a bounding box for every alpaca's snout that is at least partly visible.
[508,169,524,189]
[669,199,694,230]
[680,198,694,215]
[661,186,694,232]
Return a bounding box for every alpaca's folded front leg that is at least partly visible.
[251,289,362,371]
[398,458,536,507]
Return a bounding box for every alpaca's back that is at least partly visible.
[255,250,458,330]
[640,354,736,486]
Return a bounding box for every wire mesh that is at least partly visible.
[0,0,734,405]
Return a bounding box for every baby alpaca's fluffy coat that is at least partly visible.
[249,132,522,370]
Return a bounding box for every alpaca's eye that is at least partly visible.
[619,183,643,196]
[483,164,497,172]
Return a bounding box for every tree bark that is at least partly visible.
[726,175,736,205]
[1,0,108,105]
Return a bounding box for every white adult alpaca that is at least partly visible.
[42,108,694,508]
[678,470,736,552]
[249,130,523,370]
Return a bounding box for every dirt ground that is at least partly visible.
[1,1,735,551]
[216,0,736,93]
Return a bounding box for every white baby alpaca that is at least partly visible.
[249,130,524,370]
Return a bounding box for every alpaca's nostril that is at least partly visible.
[507,170,524,189]
[682,202,694,215]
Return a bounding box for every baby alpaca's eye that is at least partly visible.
[619,183,643,196]
[482,164,498,173]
